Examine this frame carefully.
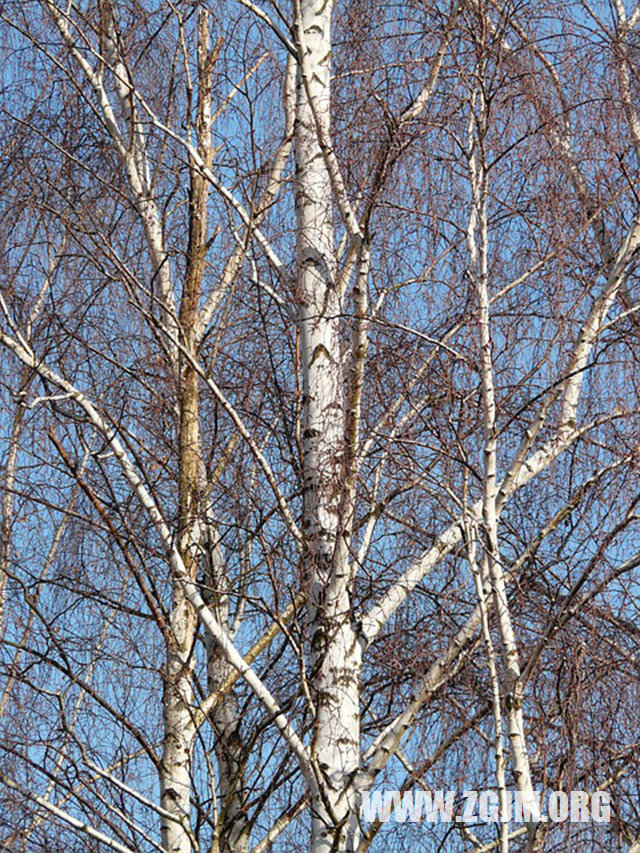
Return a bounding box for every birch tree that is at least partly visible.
[1,2,640,852]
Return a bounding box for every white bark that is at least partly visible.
[294,1,362,849]
[160,602,197,853]
[467,533,509,853]
[466,87,540,843]
[465,91,513,850]
[0,390,24,634]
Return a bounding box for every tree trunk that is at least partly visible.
[160,273,200,853]
[295,1,362,849]
[160,12,215,850]
[203,531,250,853]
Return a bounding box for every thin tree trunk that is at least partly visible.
[466,76,541,849]
[160,12,215,851]
[160,337,199,853]
[0,393,24,636]
[203,528,250,853]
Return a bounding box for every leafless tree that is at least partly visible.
[0,1,640,852]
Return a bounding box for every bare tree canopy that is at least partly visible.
[0,1,640,851]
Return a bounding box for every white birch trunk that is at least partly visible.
[466,85,541,847]
[161,598,197,853]
[295,1,362,849]
[466,530,509,853]
[160,378,199,853]
[0,395,24,636]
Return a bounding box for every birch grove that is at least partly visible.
[1,1,640,851]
